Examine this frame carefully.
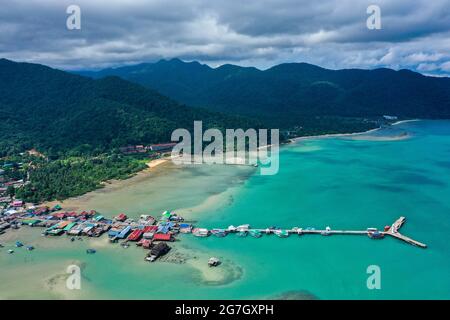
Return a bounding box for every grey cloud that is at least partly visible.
[0,0,449,75]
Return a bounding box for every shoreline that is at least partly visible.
[41,119,421,210]
[390,119,420,126]
[289,129,379,142]
[289,127,381,142]
[146,158,169,169]
[289,119,420,143]
[42,156,173,211]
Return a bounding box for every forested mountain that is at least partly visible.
[80,58,450,127]
[4,57,449,203]
[0,58,257,156]
[0,58,261,202]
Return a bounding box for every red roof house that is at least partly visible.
[153,233,172,241]
[116,213,127,222]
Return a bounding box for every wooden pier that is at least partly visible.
[206,217,427,249]
[13,212,427,249]
[383,216,427,248]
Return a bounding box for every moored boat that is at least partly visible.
[210,229,227,237]
[179,223,193,233]
[208,257,221,267]
[321,226,331,236]
[368,231,384,239]
[47,228,64,236]
[249,229,262,238]
[192,228,209,237]
[236,224,250,232]
[274,229,289,238]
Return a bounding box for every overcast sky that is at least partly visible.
[1,0,449,75]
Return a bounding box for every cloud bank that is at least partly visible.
[0,0,449,75]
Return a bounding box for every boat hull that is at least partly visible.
[249,231,262,238]
[211,232,227,237]
[275,231,289,238]
[192,228,210,237]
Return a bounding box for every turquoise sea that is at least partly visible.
[1,120,450,299]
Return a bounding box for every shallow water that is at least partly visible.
[1,120,449,299]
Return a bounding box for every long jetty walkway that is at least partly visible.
[6,210,427,253]
[204,216,427,249]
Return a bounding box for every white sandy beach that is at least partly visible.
[290,119,419,143]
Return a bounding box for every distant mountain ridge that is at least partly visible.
[78,58,450,127]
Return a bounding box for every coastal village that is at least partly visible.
[119,143,177,156]
[0,161,27,209]
[0,142,176,207]
[0,143,186,262]
[0,204,189,262]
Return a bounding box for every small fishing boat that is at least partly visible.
[8,249,14,254]
[15,241,24,248]
[368,231,384,239]
[210,229,227,237]
[26,246,34,251]
[249,229,262,238]
[236,224,250,232]
[192,228,210,237]
[321,226,331,236]
[86,248,96,254]
[179,223,193,233]
[208,257,221,267]
[274,230,289,238]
